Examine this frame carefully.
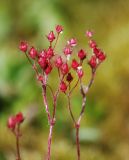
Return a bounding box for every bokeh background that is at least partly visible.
[0,0,129,160]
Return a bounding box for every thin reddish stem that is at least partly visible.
[25,52,40,77]
[76,126,80,160]
[53,33,59,49]
[67,93,76,124]
[46,125,53,160]
[15,125,21,160]
[69,78,79,95]
[42,84,51,124]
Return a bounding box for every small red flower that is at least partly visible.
[61,63,69,75]
[78,49,86,60]
[98,52,106,61]
[60,81,67,92]
[67,38,77,47]
[66,73,73,82]
[38,57,48,69]
[72,59,79,70]
[89,40,97,48]
[47,31,55,42]
[89,55,97,69]
[29,47,37,59]
[47,47,54,59]
[7,116,17,129]
[77,68,84,78]
[45,64,52,75]
[39,50,47,58]
[55,56,63,68]
[19,41,28,52]
[63,46,72,55]
[16,112,24,124]
[86,30,93,38]
[93,48,106,61]
[93,47,100,57]
[56,25,63,34]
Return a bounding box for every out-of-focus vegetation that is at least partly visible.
[0,0,129,160]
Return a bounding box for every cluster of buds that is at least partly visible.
[18,25,106,160]
[7,112,24,130]
[19,26,106,94]
[86,31,106,70]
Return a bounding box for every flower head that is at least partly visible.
[55,56,63,68]
[89,40,97,48]
[88,55,97,69]
[72,59,79,70]
[47,47,54,59]
[29,47,37,59]
[78,49,86,60]
[67,38,77,47]
[86,30,93,38]
[66,73,73,83]
[61,63,69,75]
[77,68,84,78]
[60,81,67,92]
[16,112,24,124]
[63,46,72,55]
[47,31,55,42]
[19,41,28,52]
[7,116,17,130]
[56,25,63,34]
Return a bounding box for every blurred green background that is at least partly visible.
[0,0,129,160]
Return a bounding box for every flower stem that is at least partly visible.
[75,125,80,160]
[46,125,53,160]
[16,125,21,160]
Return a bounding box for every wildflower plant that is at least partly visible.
[8,25,106,160]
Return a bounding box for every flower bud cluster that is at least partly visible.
[19,25,106,93]
[86,30,106,69]
[7,112,24,130]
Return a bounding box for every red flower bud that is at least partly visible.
[39,50,47,58]
[29,47,37,59]
[19,41,28,52]
[55,56,63,68]
[66,73,73,82]
[78,49,86,60]
[67,38,77,47]
[60,81,67,92]
[77,68,84,78]
[45,64,52,75]
[63,46,72,55]
[38,57,48,69]
[93,47,100,57]
[61,63,69,75]
[89,40,97,48]
[16,112,24,124]
[72,59,79,70]
[47,31,55,42]
[89,56,97,68]
[47,47,54,59]
[93,48,106,61]
[98,52,106,61]
[86,30,93,38]
[56,25,63,34]
[7,116,16,129]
